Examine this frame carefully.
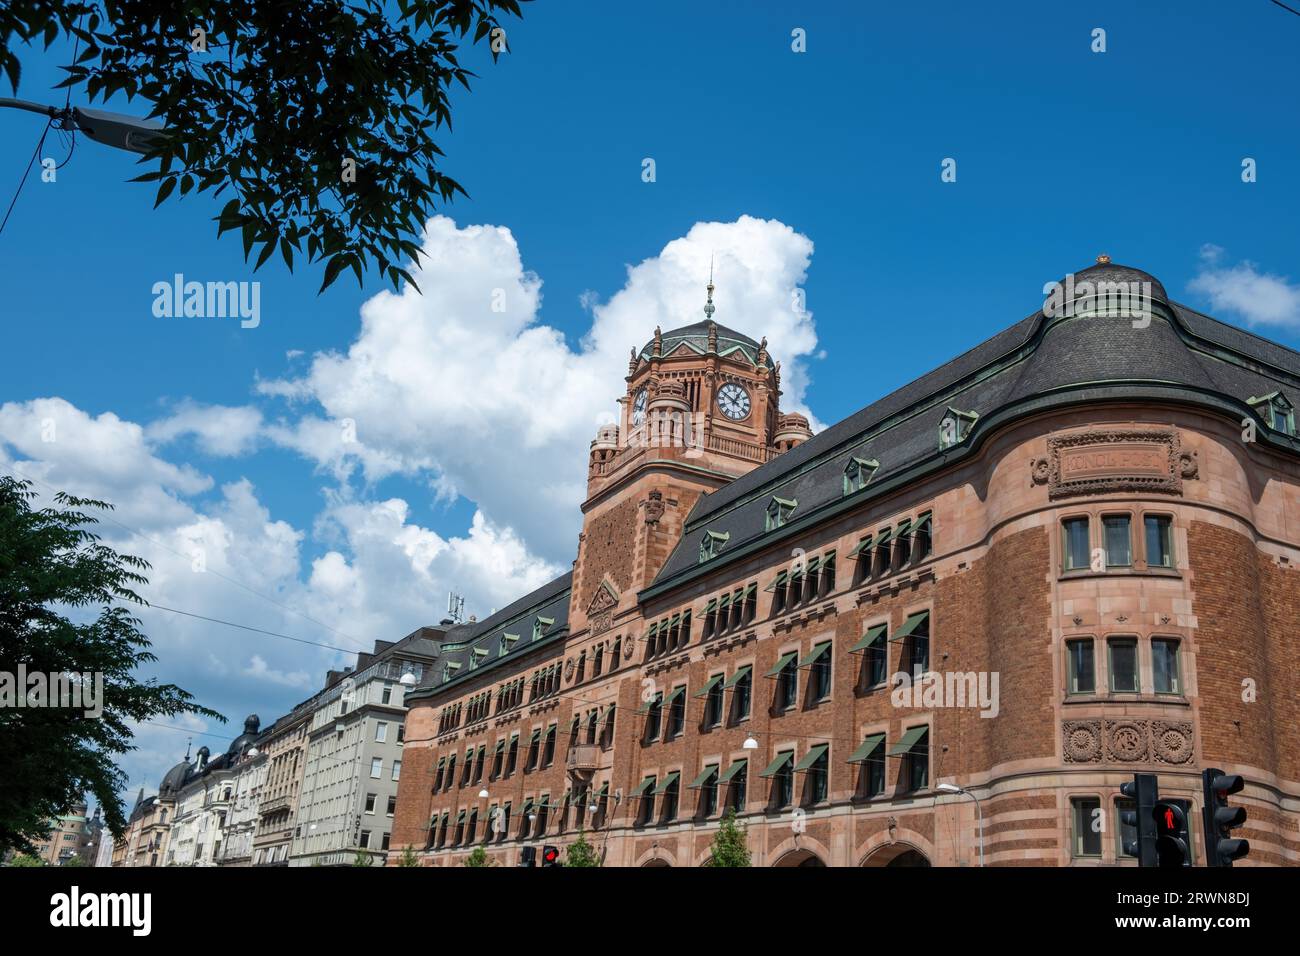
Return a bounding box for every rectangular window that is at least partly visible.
[644,694,662,742]
[369,758,382,779]
[1103,515,1132,567]
[660,776,679,823]
[360,830,371,849]
[387,795,396,816]
[730,763,747,812]
[636,778,656,827]
[773,753,794,807]
[808,643,832,702]
[905,729,929,793]
[867,751,885,798]
[1144,515,1173,568]
[666,687,686,738]
[391,759,401,781]
[381,831,390,851]
[704,675,724,728]
[1067,638,1095,695]
[1108,638,1139,693]
[375,721,388,743]
[700,765,719,818]
[1063,517,1090,571]
[543,724,557,766]
[733,669,752,721]
[1152,638,1181,695]
[1071,796,1102,857]
[365,793,377,814]
[807,748,829,804]
[775,655,798,711]
[1116,797,1136,859]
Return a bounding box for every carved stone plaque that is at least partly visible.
[1047,428,1186,499]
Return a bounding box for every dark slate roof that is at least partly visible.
[640,320,775,369]
[644,262,1300,595]
[406,571,573,700]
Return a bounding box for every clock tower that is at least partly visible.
[571,279,812,640]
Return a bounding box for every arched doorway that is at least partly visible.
[642,857,671,867]
[861,844,930,867]
[772,848,826,867]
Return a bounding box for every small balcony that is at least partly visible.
[566,744,600,775]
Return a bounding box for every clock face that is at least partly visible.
[717,382,751,421]
[632,388,647,426]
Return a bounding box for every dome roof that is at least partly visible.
[227,714,262,756]
[1049,256,1169,309]
[639,320,774,369]
[159,760,191,795]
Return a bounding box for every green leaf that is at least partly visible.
[153,177,177,208]
[319,255,347,293]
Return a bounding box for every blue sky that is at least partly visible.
[3,0,1300,801]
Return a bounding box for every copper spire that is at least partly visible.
[703,255,715,320]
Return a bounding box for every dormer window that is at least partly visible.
[531,616,554,642]
[470,647,488,670]
[500,633,519,657]
[939,407,978,449]
[699,530,730,563]
[442,661,461,683]
[843,456,879,495]
[1248,392,1296,436]
[765,496,797,531]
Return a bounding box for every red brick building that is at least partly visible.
[390,259,1300,866]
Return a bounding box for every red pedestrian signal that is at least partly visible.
[542,844,561,867]
[1152,800,1191,868]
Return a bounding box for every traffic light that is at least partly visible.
[541,845,561,867]
[519,846,536,867]
[1153,799,1192,867]
[1119,773,1158,867]
[1202,768,1250,867]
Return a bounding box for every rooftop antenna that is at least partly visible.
[447,591,465,624]
[184,737,192,761]
[703,254,716,320]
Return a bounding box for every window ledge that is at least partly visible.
[1063,693,1190,707]
[1059,568,1181,582]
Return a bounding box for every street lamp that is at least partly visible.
[399,670,417,687]
[0,98,164,154]
[936,783,984,867]
[478,788,489,799]
[742,735,758,750]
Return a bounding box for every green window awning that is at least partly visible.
[569,715,580,731]
[636,692,662,715]
[847,733,886,763]
[889,725,928,756]
[795,743,829,772]
[509,731,519,741]
[823,549,836,563]
[534,797,552,809]
[718,592,731,610]
[632,776,656,797]
[494,739,505,754]
[912,512,932,534]
[759,751,794,778]
[456,809,466,824]
[852,536,873,556]
[663,685,686,706]
[695,673,725,698]
[647,622,658,639]
[852,623,888,653]
[723,664,752,688]
[704,597,718,613]
[595,782,609,798]
[719,758,748,782]
[765,569,788,591]
[669,613,681,628]
[652,771,681,795]
[689,765,720,789]
[798,641,832,668]
[891,610,930,641]
[436,757,446,771]
[765,650,798,677]
[529,728,541,743]
[804,555,820,574]
[875,527,895,546]
[440,812,449,826]
[894,518,912,537]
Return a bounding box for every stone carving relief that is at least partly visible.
[643,489,665,525]
[1062,719,1194,765]
[586,580,619,637]
[1044,428,1194,499]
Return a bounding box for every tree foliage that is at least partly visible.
[0,1,526,293]
[0,477,224,855]
[564,828,600,867]
[704,809,751,867]
[463,846,490,867]
[396,845,420,867]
